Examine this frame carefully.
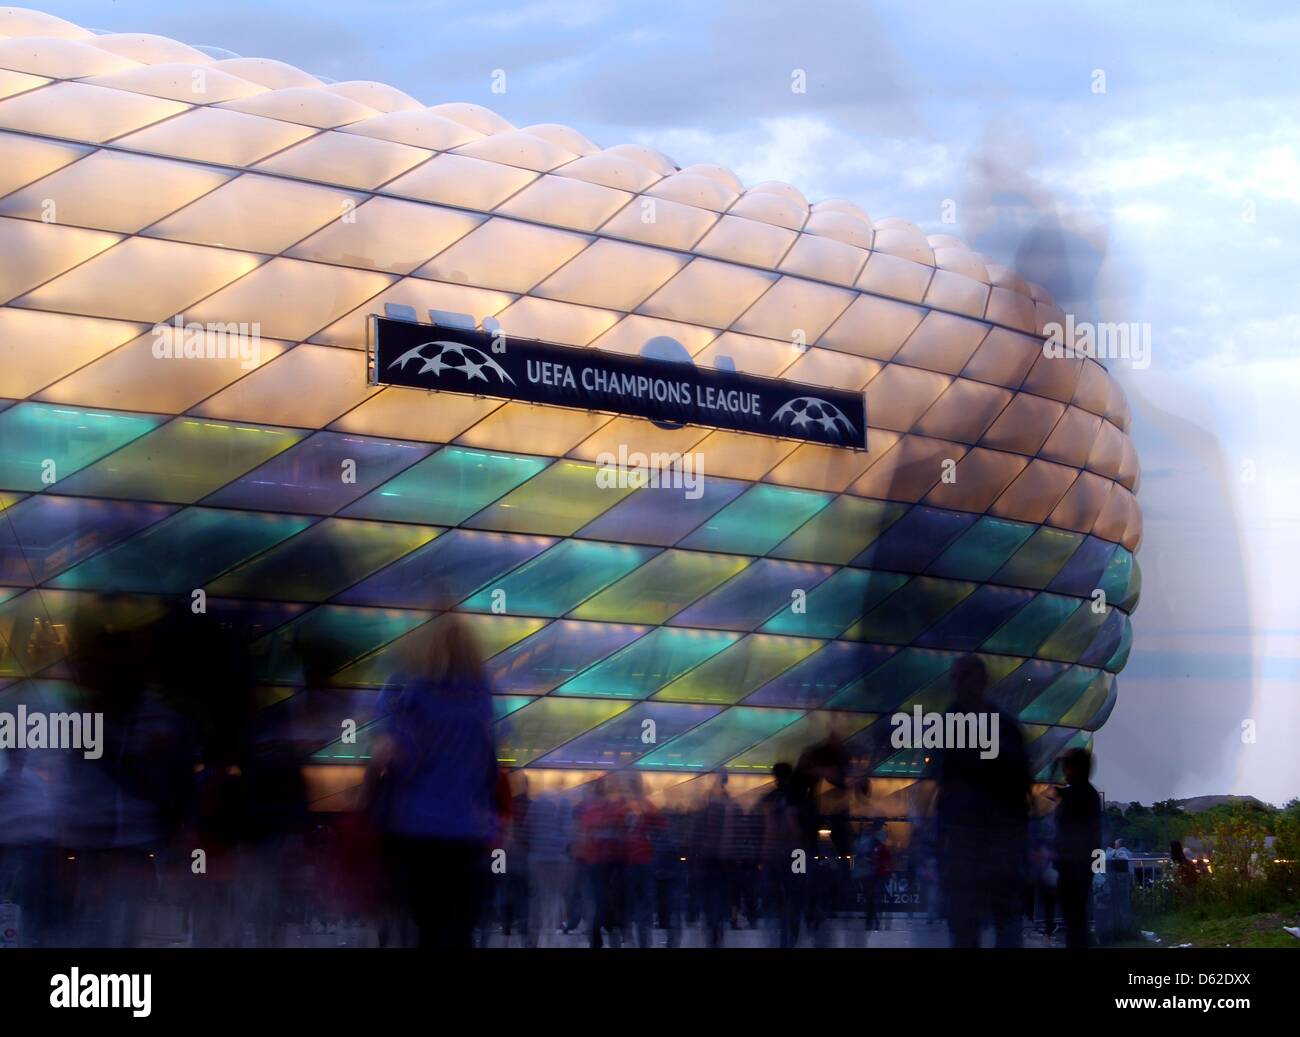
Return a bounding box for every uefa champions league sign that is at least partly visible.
[369,316,867,449]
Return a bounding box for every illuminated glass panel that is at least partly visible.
[208,518,437,601]
[635,706,802,770]
[1020,665,1099,724]
[670,559,835,631]
[761,568,908,638]
[1047,535,1117,597]
[849,576,976,644]
[1078,607,1126,667]
[679,484,832,556]
[486,619,647,694]
[556,627,740,699]
[0,495,173,585]
[0,403,162,492]
[251,605,432,685]
[575,477,746,546]
[459,539,657,617]
[1097,546,1134,609]
[58,419,307,503]
[1060,671,1113,727]
[572,550,749,625]
[1119,559,1142,612]
[829,647,958,712]
[537,701,721,768]
[989,658,1072,716]
[981,592,1081,657]
[991,526,1083,589]
[745,641,896,708]
[927,516,1036,581]
[2,589,167,678]
[725,711,874,773]
[494,695,535,720]
[468,459,637,535]
[335,529,553,609]
[915,584,1035,651]
[893,652,1022,715]
[654,634,821,705]
[204,431,432,514]
[852,506,976,572]
[1037,603,1111,663]
[205,598,306,644]
[1105,617,1133,672]
[50,508,314,593]
[496,696,632,767]
[342,446,547,526]
[770,495,908,565]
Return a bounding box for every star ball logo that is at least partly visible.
[771,396,858,442]
[388,339,515,386]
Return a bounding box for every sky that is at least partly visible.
[28,0,1300,805]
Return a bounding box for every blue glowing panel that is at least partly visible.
[0,495,174,585]
[576,477,747,546]
[669,559,836,631]
[537,701,722,768]
[634,706,802,770]
[914,584,1035,651]
[744,641,897,708]
[459,539,658,617]
[1047,535,1118,597]
[335,529,554,609]
[852,506,977,572]
[486,620,648,694]
[1077,606,1127,668]
[761,567,908,638]
[989,658,1073,716]
[204,432,433,515]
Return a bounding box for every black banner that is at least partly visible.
[368,317,867,448]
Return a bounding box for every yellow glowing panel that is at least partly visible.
[83,63,266,104]
[691,430,797,482]
[311,278,516,350]
[36,328,292,414]
[855,251,933,304]
[190,344,380,428]
[385,153,538,212]
[0,82,187,143]
[0,150,231,233]
[114,107,316,167]
[255,131,431,189]
[456,402,611,455]
[0,309,144,399]
[330,387,503,443]
[0,131,89,197]
[184,258,394,342]
[14,237,263,323]
[532,239,687,311]
[494,296,619,347]
[146,174,365,254]
[417,218,592,294]
[287,197,482,274]
[0,217,121,304]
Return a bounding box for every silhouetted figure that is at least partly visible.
[1169,840,1199,886]
[367,615,497,948]
[1054,747,1101,948]
[934,655,1031,947]
[760,762,805,947]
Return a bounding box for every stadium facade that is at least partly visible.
[0,7,1141,814]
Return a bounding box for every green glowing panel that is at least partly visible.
[1060,671,1113,728]
[460,539,657,617]
[0,403,162,492]
[1098,546,1133,608]
[762,567,908,638]
[0,587,21,605]
[343,446,548,526]
[1037,603,1110,662]
[251,605,432,684]
[680,484,832,556]
[848,577,976,644]
[50,508,315,593]
[981,592,1081,656]
[829,647,958,712]
[493,695,535,720]
[928,516,1036,582]
[1020,665,1099,724]
[636,706,802,770]
[208,518,437,601]
[1119,558,1141,612]
[724,711,873,773]
[495,696,632,767]
[991,527,1083,589]
[894,652,1022,714]
[1105,617,1133,672]
[333,612,546,686]
[654,634,821,705]
[468,460,637,535]
[57,418,307,503]
[770,495,909,565]
[569,550,749,624]
[556,627,740,699]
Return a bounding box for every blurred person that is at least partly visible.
[691,771,737,947]
[365,614,498,948]
[934,655,1031,948]
[500,772,531,943]
[621,771,663,947]
[760,762,806,947]
[575,777,629,948]
[1170,840,1199,886]
[524,783,575,946]
[853,821,891,932]
[1054,747,1101,949]
[652,807,687,947]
